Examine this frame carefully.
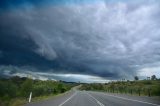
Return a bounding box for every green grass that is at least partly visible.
[1,90,71,106]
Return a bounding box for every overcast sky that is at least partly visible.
[0,0,160,82]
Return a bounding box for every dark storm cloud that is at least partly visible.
[0,0,160,81]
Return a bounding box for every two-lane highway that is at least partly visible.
[25,90,160,106]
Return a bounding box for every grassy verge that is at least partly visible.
[1,90,71,106]
[0,76,78,106]
[80,80,160,97]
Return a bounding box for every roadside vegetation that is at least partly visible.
[80,75,160,97]
[0,76,77,106]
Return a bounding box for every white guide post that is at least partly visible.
[29,92,32,103]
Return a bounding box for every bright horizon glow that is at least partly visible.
[13,72,110,83]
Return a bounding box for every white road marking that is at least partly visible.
[102,93,160,106]
[59,92,77,106]
[87,93,105,106]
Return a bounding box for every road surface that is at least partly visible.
[25,90,160,106]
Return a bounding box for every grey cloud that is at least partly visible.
[0,51,2,57]
[0,1,160,80]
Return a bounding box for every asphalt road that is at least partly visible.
[25,90,160,106]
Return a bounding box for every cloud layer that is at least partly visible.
[0,0,160,81]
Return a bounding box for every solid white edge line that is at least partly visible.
[87,93,105,106]
[102,93,160,106]
[58,92,77,106]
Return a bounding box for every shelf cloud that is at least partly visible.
[0,0,160,82]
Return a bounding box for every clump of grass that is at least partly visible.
[9,98,27,106]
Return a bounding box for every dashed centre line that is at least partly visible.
[87,93,105,106]
[58,92,77,106]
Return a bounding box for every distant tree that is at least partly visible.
[57,83,66,93]
[122,78,125,81]
[20,79,33,97]
[147,77,150,80]
[151,75,157,80]
[32,85,45,97]
[0,81,18,99]
[134,76,139,81]
[6,81,18,98]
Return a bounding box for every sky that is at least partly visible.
[0,0,160,82]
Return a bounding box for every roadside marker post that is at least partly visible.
[29,92,32,103]
[28,74,33,103]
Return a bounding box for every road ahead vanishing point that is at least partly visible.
[25,90,160,106]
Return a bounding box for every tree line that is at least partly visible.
[80,75,160,97]
[134,75,158,81]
